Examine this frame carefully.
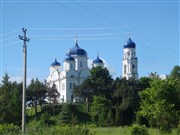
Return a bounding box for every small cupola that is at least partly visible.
[93,56,103,64]
[92,52,104,68]
[51,59,61,67]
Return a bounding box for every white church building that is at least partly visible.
[47,39,104,103]
[47,37,138,103]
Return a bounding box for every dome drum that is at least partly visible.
[65,55,75,61]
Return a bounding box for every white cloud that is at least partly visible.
[159,74,167,80]
[88,59,93,69]
[101,58,117,77]
[88,58,117,77]
[10,76,32,85]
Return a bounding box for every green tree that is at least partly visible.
[89,66,113,97]
[169,65,180,110]
[27,78,47,120]
[112,78,139,125]
[0,73,22,125]
[106,108,114,126]
[169,65,180,80]
[46,83,60,116]
[59,104,72,125]
[138,78,179,132]
[73,78,93,102]
[74,66,113,102]
[138,77,151,91]
[90,96,111,126]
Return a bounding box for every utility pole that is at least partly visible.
[19,28,30,135]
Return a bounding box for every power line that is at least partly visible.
[71,0,178,57]
[135,40,179,58]
[0,29,20,37]
[1,36,17,42]
[0,41,21,48]
[53,0,122,36]
[71,0,130,33]
[28,26,122,31]
[2,1,179,3]
[38,36,121,41]
[29,33,121,37]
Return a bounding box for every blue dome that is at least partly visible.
[66,43,87,56]
[124,38,136,48]
[65,55,75,61]
[93,56,103,64]
[51,59,61,67]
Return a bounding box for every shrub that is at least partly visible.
[130,124,149,135]
[0,124,19,134]
[54,125,95,135]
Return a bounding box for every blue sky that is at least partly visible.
[0,0,179,83]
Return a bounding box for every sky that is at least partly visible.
[0,0,179,84]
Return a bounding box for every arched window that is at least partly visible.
[132,65,135,74]
[70,64,73,69]
[127,52,130,58]
[71,95,74,102]
[73,83,75,88]
[80,61,83,67]
[70,83,72,89]
[62,83,65,90]
[70,75,75,78]
[124,65,127,74]
[61,95,64,102]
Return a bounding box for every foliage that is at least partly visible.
[59,104,72,125]
[2,125,180,135]
[130,124,149,135]
[90,96,112,126]
[0,73,22,125]
[138,78,179,133]
[169,65,180,80]
[53,125,95,135]
[40,112,51,125]
[74,78,93,101]
[27,78,47,120]
[74,66,113,102]
[106,108,114,126]
[0,66,179,134]
[46,83,60,116]
[0,123,19,134]
[89,67,113,97]
[25,123,95,135]
[169,65,180,111]
[112,78,140,125]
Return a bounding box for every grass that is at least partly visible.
[1,125,179,135]
[94,127,130,135]
[93,127,179,135]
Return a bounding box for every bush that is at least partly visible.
[25,123,95,135]
[0,124,19,134]
[54,125,95,135]
[130,124,149,135]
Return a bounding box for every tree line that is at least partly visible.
[0,65,179,133]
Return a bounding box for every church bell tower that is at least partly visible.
[122,37,138,79]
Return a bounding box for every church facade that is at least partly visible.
[47,37,138,103]
[47,39,104,103]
